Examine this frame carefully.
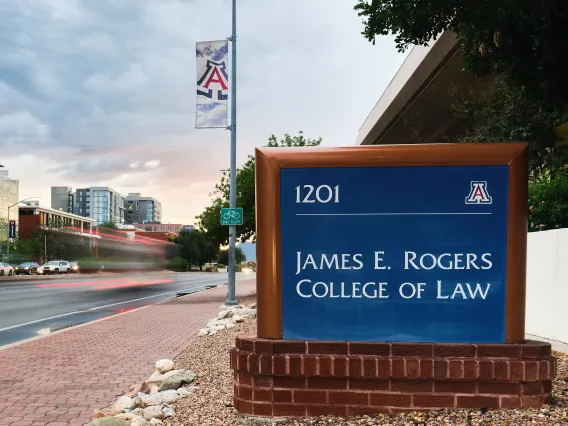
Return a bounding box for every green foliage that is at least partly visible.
[166,257,189,272]
[173,229,218,271]
[354,0,568,105]
[99,222,118,229]
[197,132,322,248]
[217,247,246,266]
[449,75,568,177]
[528,171,568,232]
[77,257,104,272]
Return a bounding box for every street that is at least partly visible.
[0,271,254,347]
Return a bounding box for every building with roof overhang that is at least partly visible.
[357,31,493,146]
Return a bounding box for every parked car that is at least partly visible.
[38,260,71,275]
[0,262,14,276]
[15,262,40,275]
[69,261,80,273]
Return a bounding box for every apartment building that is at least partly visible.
[51,186,126,226]
[124,193,162,224]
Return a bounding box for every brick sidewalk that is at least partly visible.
[0,279,256,426]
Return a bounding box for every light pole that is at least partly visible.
[7,196,42,264]
[225,0,238,306]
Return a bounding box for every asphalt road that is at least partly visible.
[0,271,254,347]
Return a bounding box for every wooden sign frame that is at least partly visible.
[255,143,528,343]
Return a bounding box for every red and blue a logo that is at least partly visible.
[465,181,492,204]
[197,60,228,101]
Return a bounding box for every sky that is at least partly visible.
[0,0,408,225]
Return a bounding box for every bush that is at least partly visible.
[167,257,189,272]
[77,257,104,273]
[528,171,568,231]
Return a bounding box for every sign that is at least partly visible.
[255,143,528,344]
[183,225,195,231]
[195,40,229,128]
[221,208,243,226]
[8,220,16,239]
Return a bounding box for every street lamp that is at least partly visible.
[7,196,42,263]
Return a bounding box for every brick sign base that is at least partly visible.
[230,336,556,418]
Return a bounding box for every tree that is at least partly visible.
[447,75,568,230]
[217,247,246,266]
[196,132,322,248]
[173,229,219,271]
[448,74,568,178]
[354,1,568,106]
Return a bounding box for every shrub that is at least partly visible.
[167,257,189,272]
[528,171,568,231]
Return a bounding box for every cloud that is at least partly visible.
[144,160,160,169]
[0,0,408,223]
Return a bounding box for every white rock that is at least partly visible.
[176,387,191,397]
[212,324,226,331]
[131,419,152,426]
[250,303,257,309]
[116,412,143,421]
[114,395,136,412]
[155,359,175,374]
[198,328,209,336]
[162,407,175,418]
[138,393,150,403]
[209,330,218,335]
[150,419,164,425]
[233,315,244,323]
[217,310,233,319]
[145,393,163,406]
[159,390,180,404]
[226,322,236,329]
[143,405,165,420]
[149,385,159,395]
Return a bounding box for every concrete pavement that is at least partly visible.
[0,271,252,347]
[0,277,256,426]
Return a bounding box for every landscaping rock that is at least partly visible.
[150,419,164,425]
[145,393,163,406]
[155,359,175,374]
[217,309,232,319]
[143,405,165,420]
[113,395,136,412]
[177,386,197,397]
[92,409,107,419]
[131,419,152,426]
[159,389,181,403]
[162,406,175,418]
[146,368,196,391]
[88,418,130,426]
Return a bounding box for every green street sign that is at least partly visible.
[221,207,243,225]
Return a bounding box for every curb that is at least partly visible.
[0,280,246,352]
[0,270,181,286]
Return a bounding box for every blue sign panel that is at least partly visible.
[280,166,509,343]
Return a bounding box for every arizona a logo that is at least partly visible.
[465,181,492,204]
[197,60,228,102]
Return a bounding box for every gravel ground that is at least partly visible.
[166,294,568,426]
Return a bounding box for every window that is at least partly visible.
[145,227,152,231]
[175,226,179,232]
[168,227,171,231]
[154,226,157,231]
[161,227,164,231]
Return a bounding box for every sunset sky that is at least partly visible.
[1,0,408,224]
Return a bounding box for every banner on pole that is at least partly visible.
[196,40,229,129]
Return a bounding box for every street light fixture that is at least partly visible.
[6,196,42,263]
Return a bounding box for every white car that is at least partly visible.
[0,262,14,276]
[38,260,71,275]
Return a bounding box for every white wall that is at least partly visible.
[526,228,568,345]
